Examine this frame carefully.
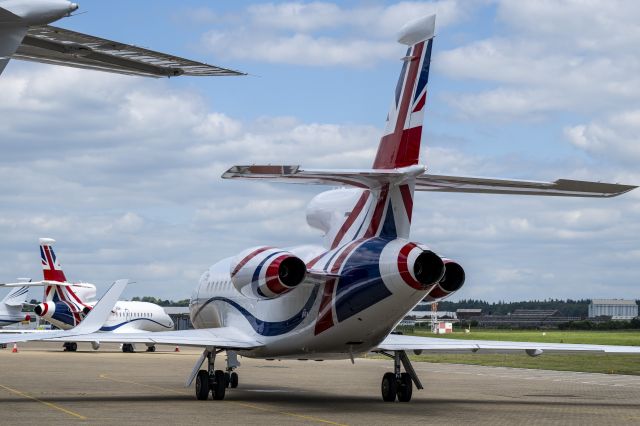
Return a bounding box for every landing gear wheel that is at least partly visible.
[146,345,156,352]
[224,372,230,388]
[195,370,210,400]
[64,342,78,352]
[381,372,398,402]
[211,370,226,400]
[230,372,239,388]
[397,372,413,402]
[122,343,135,353]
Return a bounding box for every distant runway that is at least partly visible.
[1,343,639,425]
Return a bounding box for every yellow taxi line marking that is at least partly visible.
[0,383,88,420]
[99,374,348,426]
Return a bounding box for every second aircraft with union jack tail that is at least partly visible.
[1,14,637,403]
[1,238,173,352]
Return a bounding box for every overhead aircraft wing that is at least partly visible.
[0,21,27,74]
[0,279,128,344]
[12,25,244,78]
[45,327,263,349]
[377,334,640,355]
[415,174,637,197]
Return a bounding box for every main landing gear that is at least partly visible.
[122,343,135,353]
[378,350,422,402]
[193,349,240,401]
[63,342,77,352]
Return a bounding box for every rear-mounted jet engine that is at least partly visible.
[230,247,307,299]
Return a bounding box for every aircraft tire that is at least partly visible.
[212,370,226,400]
[397,373,413,402]
[381,372,397,402]
[195,370,210,400]
[230,372,239,388]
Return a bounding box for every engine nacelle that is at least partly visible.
[33,301,83,328]
[230,246,307,299]
[425,259,466,302]
[380,240,446,290]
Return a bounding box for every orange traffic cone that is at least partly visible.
[174,345,180,352]
[11,343,18,353]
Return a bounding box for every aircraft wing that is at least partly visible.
[0,22,27,74]
[377,334,640,355]
[0,279,128,344]
[45,327,263,349]
[415,174,637,197]
[12,25,244,78]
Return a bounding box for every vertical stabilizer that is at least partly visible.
[40,238,67,282]
[1,285,29,308]
[373,14,435,170]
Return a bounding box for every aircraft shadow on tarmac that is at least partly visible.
[0,392,636,412]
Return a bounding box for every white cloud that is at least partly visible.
[497,0,640,52]
[434,1,640,119]
[565,110,640,164]
[200,1,469,67]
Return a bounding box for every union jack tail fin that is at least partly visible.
[222,15,437,244]
[40,237,69,304]
[373,14,435,170]
[40,238,67,283]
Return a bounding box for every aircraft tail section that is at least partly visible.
[1,285,29,312]
[373,14,435,170]
[40,238,67,283]
[38,238,91,313]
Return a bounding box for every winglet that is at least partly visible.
[71,279,128,334]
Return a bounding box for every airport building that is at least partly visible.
[163,307,193,330]
[588,299,638,320]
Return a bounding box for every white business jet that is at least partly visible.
[0,0,243,77]
[1,14,638,403]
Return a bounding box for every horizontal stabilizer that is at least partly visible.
[222,164,424,189]
[0,280,76,287]
[416,174,637,198]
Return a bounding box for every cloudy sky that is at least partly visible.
[1,0,638,302]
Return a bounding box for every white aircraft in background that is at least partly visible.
[0,238,173,352]
[0,0,243,77]
[1,14,638,403]
[0,284,30,327]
